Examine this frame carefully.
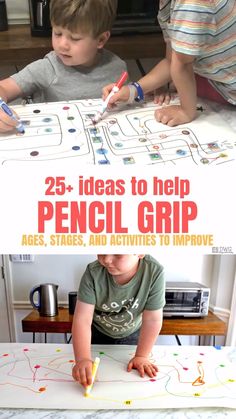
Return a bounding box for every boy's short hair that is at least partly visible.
[50,0,118,38]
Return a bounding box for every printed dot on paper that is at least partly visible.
[30,151,39,157]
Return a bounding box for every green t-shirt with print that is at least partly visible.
[78,255,165,339]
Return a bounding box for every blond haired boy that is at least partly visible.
[72,254,165,388]
[0,0,126,133]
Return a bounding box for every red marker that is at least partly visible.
[95,71,128,122]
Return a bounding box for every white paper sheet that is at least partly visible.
[0,343,235,409]
[0,99,235,167]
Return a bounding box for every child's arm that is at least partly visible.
[127,308,163,378]
[102,43,172,106]
[155,50,197,126]
[0,77,23,133]
[71,300,95,388]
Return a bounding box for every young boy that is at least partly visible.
[103,0,236,127]
[0,0,126,133]
[72,254,165,388]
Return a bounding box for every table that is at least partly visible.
[22,308,227,345]
[0,343,235,411]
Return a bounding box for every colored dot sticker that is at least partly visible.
[72,146,80,151]
[33,109,41,113]
[149,153,161,161]
[124,400,132,405]
[23,348,29,352]
[34,365,41,369]
[56,348,62,352]
[68,128,76,133]
[39,387,46,392]
[30,151,39,157]
[89,128,99,134]
[99,352,105,355]
[176,149,187,156]
[194,393,201,397]
[190,144,198,148]
[111,131,119,136]
[2,354,9,357]
[44,128,53,133]
[96,148,108,155]
[42,118,52,123]
[182,130,190,135]
[115,143,123,148]
[63,106,70,110]
[67,116,75,120]
[150,379,156,382]
[123,157,135,164]
[98,160,110,165]
[200,158,209,164]
[139,138,147,143]
[92,136,102,143]
[208,142,218,149]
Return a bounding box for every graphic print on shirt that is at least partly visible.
[95,297,139,333]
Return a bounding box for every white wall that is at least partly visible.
[6,0,29,24]
[10,254,93,303]
[9,253,206,305]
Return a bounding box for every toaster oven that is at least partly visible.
[164,281,210,317]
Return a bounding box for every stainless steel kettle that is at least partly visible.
[29,283,58,316]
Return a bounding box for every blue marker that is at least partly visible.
[0,98,25,133]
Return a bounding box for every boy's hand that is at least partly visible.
[155,104,196,127]
[72,358,93,388]
[153,82,176,106]
[0,108,20,133]
[127,356,158,378]
[102,84,130,108]
[154,87,171,106]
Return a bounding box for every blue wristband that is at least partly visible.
[132,82,144,102]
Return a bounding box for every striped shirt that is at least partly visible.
[158,0,236,104]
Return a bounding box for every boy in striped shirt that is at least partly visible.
[104,0,236,126]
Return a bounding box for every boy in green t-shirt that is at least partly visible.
[72,254,165,388]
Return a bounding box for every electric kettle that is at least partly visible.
[29,283,58,316]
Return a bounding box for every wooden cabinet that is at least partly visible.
[0,25,165,65]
